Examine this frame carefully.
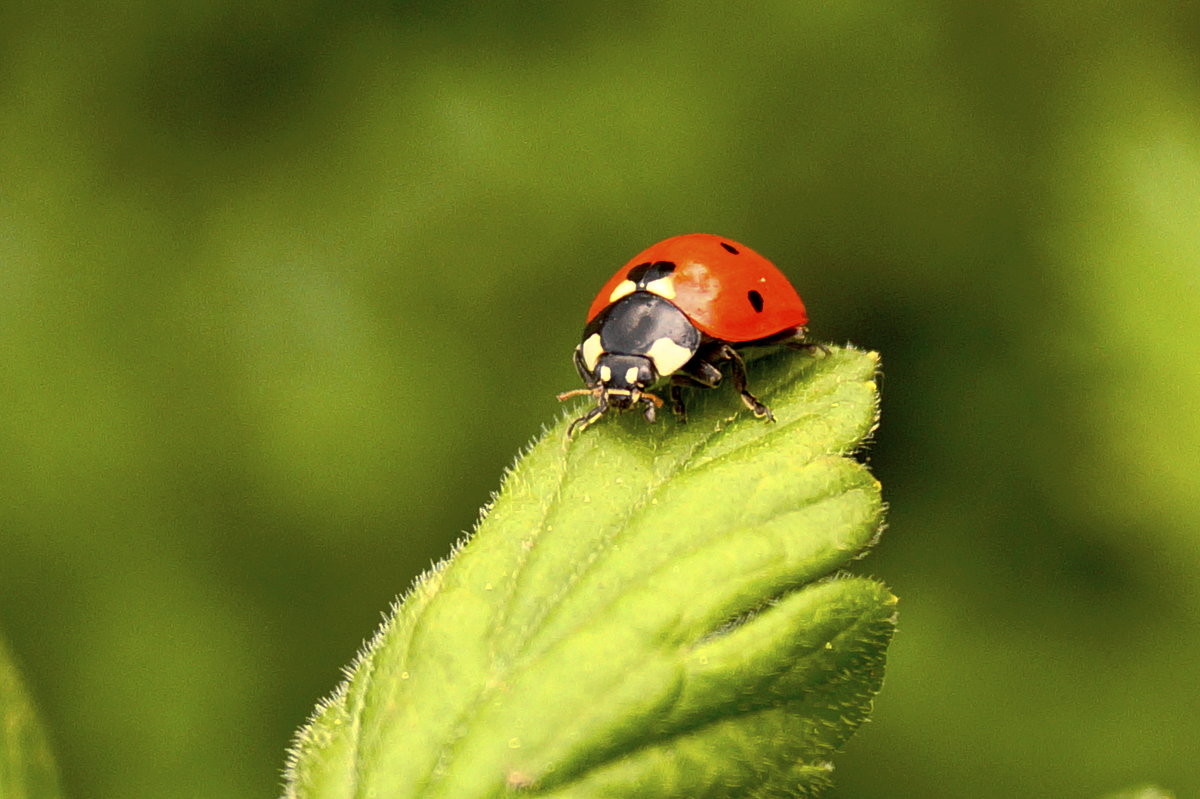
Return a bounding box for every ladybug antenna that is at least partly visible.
[556,387,602,402]
[556,387,664,407]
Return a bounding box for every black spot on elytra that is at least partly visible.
[721,242,739,254]
[627,262,653,281]
[627,261,676,284]
[748,290,764,312]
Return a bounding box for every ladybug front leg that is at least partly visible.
[714,343,775,422]
[641,395,658,424]
[567,391,609,439]
[573,347,597,386]
[668,359,723,422]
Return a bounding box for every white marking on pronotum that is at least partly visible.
[599,364,612,383]
[581,333,604,371]
[645,337,694,376]
[625,366,640,384]
[608,280,637,304]
[642,276,676,299]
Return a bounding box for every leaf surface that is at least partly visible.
[284,345,893,799]
[0,634,64,799]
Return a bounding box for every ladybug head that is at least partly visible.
[557,352,664,437]
[592,353,656,408]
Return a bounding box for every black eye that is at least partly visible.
[721,242,739,254]
[747,290,764,312]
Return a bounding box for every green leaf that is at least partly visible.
[283,345,893,799]
[0,633,64,799]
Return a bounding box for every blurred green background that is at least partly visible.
[2,2,1198,798]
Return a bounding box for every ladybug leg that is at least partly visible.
[715,343,775,422]
[679,359,723,387]
[567,392,609,439]
[668,384,687,422]
[641,395,657,424]
[573,348,597,386]
[779,327,830,357]
[788,340,830,357]
[668,360,723,422]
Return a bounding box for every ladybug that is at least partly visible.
[558,233,817,438]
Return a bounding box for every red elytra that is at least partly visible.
[585,233,808,342]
